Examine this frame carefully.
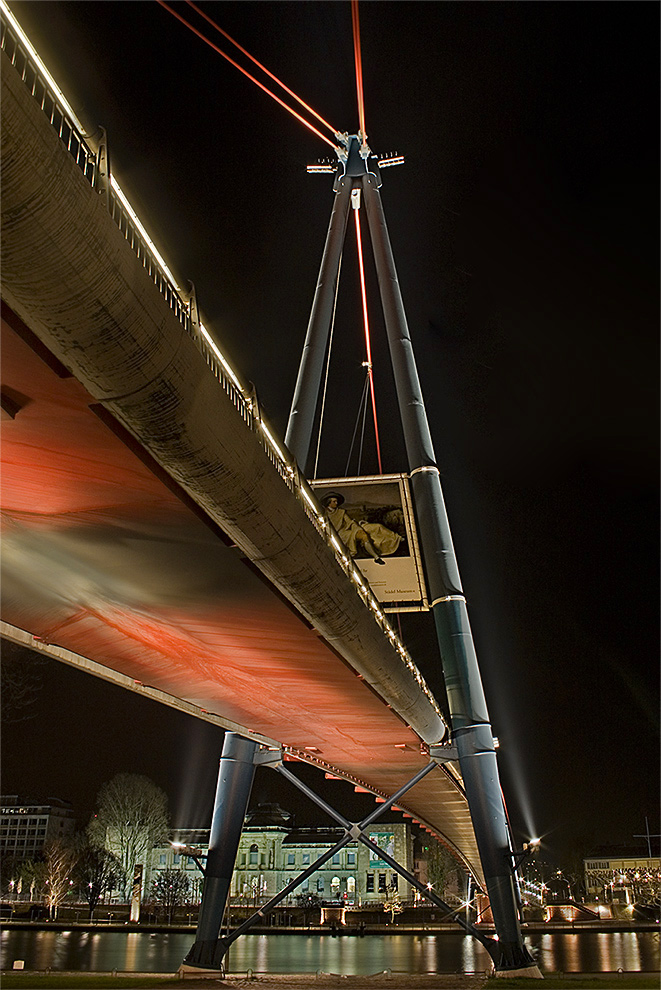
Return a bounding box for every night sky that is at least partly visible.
[2,1,658,868]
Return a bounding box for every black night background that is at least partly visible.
[2,1,659,870]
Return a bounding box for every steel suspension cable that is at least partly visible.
[354,204,382,473]
[157,1,341,151]
[186,0,340,141]
[351,0,367,145]
[345,374,370,477]
[356,372,370,475]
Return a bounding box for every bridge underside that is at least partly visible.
[1,45,482,884]
[2,306,476,873]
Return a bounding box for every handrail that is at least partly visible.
[0,5,445,729]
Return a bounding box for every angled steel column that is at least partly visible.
[361,172,538,974]
[185,733,258,970]
[285,175,353,470]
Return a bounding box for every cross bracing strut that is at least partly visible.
[275,754,497,952]
[191,743,497,970]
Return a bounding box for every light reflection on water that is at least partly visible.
[0,930,658,975]
[224,933,493,975]
[532,932,654,974]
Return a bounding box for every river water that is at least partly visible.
[1,930,659,975]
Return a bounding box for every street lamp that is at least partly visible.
[510,838,540,872]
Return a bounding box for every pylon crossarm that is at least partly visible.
[221,832,354,948]
[357,831,496,955]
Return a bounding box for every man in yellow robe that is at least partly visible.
[322,493,401,564]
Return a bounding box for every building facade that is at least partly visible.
[148,807,416,906]
[0,795,76,862]
[584,852,661,906]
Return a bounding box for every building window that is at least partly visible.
[159,854,166,864]
[173,854,180,864]
[249,844,258,865]
[332,853,340,865]
[366,874,374,893]
[330,876,340,894]
[378,874,387,892]
[391,874,398,891]
[287,853,295,866]
[347,876,356,894]
[303,854,310,865]
[317,878,325,893]
[347,852,356,866]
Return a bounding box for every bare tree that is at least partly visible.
[18,859,48,904]
[87,773,169,901]
[425,838,462,898]
[42,839,78,919]
[1,853,25,898]
[383,889,404,923]
[75,838,122,919]
[151,868,191,923]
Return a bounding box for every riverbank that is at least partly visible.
[1,920,658,936]
[0,919,659,938]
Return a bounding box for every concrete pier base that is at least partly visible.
[495,963,544,979]
[177,963,224,980]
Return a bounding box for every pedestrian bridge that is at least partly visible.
[0,15,482,885]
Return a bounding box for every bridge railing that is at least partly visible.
[0,20,96,184]
[0,5,444,727]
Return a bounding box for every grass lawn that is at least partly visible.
[0,974,658,989]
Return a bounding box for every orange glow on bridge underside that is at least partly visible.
[2,311,423,767]
[1,308,479,869]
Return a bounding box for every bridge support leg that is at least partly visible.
[362,174,540,977]
[184,732,258,970]
[285,175,353,471]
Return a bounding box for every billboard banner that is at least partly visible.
[368,831,395,868]
[310,474,428,611]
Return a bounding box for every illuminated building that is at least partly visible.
[149,805,416,906]
[0,795,76,861]
[584,849,661,907]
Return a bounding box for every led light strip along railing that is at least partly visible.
[0,2,444,728]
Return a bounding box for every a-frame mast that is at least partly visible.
[286,136,540,976]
